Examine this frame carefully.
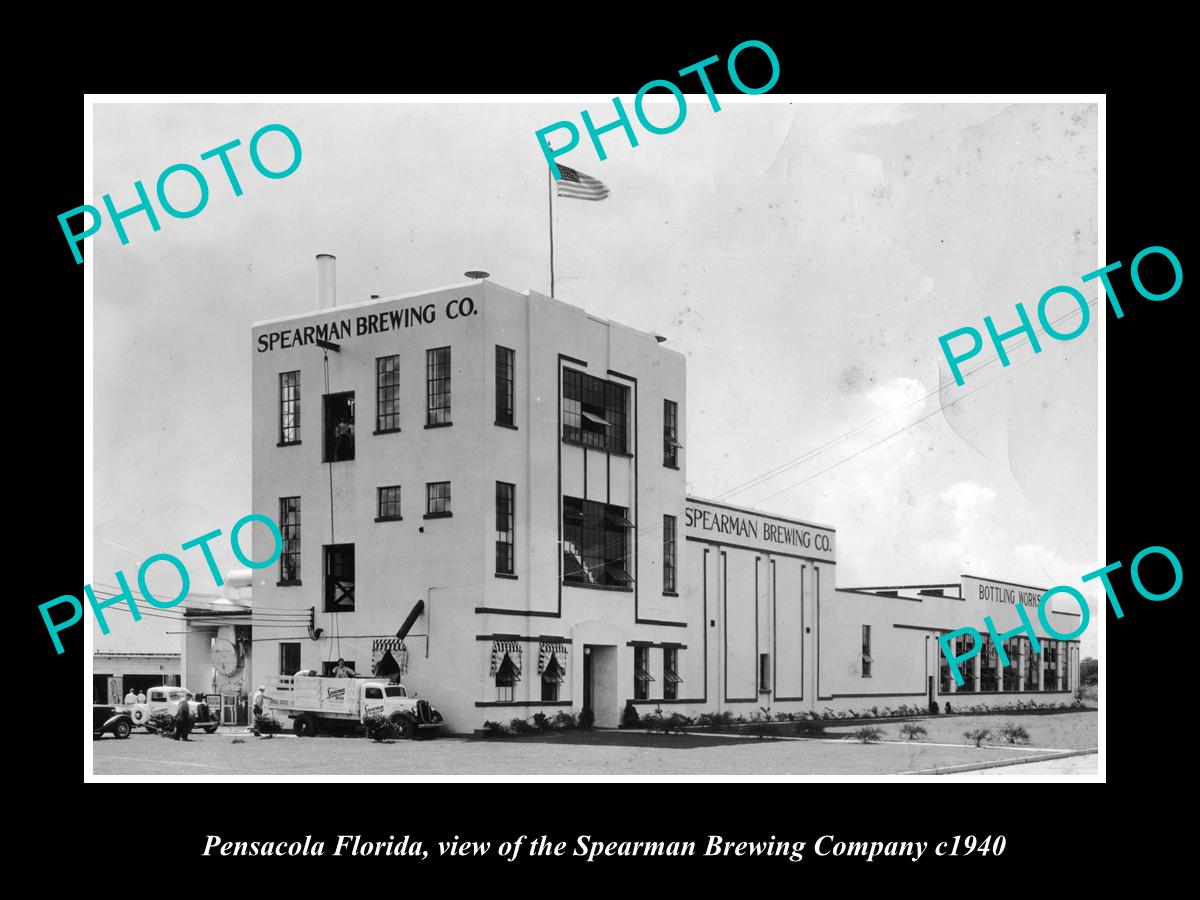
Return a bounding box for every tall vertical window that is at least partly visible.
[323,392,355,462]
[279,371,300,445]
[562,496,633,587]
[634,646,653,700]
[376,485,402,521]
[980,637,998,691]
[663,647,681,700]
[1024,636,1040,691]
[861,625,872,678]
[323,544,355,612]
[1043,641,1059,691]
[759,653,772,692]
[426,347,451,426]
[376,355,400,432]
[495,653,519,703]
[662,514,676,593]
[279,497,301,584]
[495,346,515,427]
[562,368,629,453]
[495,482,515,575]
[541,652,564,702]
[955,633,977,691]
[1061,644,1071,692]
[425,481,452,517]
[1002,638,1021,690]
[663,399,681,467]
[279,642,300,677]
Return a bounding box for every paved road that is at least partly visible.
[940,753,1098,778]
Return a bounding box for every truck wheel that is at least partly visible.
[396,716,416,740]
[204,724,219,735]
[294,714,319,737]
[113,721,132,739]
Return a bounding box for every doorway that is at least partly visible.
[582,644,618,727]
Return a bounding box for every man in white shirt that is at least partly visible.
[137,690,146,704]
[123,688,137,705]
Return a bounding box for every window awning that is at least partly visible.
[582,411,611,427]
[542,655,566,684]
[635,665,656,684]
[862,654,874,664]
[490,640,523,677]
[496,653,522,684]
[663,667,683,685]
[664,435,683,449]
[538,642,569,674]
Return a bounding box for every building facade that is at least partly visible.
[249,259,1080,731]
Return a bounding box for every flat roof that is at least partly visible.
[685,495,836,532]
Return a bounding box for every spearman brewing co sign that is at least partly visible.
[684,501,835,562]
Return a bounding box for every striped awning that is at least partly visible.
[538,641,568,674]
[490,640,523,676]
[372,639,408,676]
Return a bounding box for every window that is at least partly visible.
[634,646,653,700]
[376,355,400,432]
[377,485,402,521]
[1002,638,1021,691]
[1024,636,1040,691]
[562,496,633,587]
[861,625,872,678]
[759,653,771,692]
[279,497,301,583]
[980,637,998,691]
[426,482,451,518]
[279,642,301,676]
[496,346,515,427]
[279,371,300,444]
[384,685,407,698]
[323,391,355,462]
[365,687,383,700]
[663,514,676,593]
[663,647,682,701]
[426,347,451,425]
[323,544,355,612]
[955,633,976,691]
[495,653,519,703]
[541,652,565,702]
[1043,641,1059,691]
[495,482,515,575]
[562,368,629,453]
[1061,645,1071,692]
[939,638,952,693]
[321,660,355,677]
[663,399,681,467]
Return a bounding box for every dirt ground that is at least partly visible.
[93,710,1096,777]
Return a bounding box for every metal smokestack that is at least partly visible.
[316,253,336,310]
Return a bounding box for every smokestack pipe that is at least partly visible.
[396,599,425,642]
[316,253,336,310]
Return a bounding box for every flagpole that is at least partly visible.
[548,161,555,298]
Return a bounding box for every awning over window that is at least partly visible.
[603,513,635,528]
[635,664,655,684]
[664,435,684,449]
[490,640,523,677]
[582,411,611,426]
[538,642,569,674]
[541,653,566,684]
[607,567,635,585]
[861,654,874,664]
[664,665,683,685]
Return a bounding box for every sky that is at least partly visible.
[91,100,1099,657]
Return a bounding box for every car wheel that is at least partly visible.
[204,724,219,735]
[294,714,319,737]
[113,721,132,739]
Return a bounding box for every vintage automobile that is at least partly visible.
[93,704,133,740]
[126,685,221,734]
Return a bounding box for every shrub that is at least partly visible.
[482,720,509,736]
[640,706,664,731]
[578,708,595,729]
[854,726,885,743]
[621,701,641,728]
[944,702,953,715]
[531,712,552,732]
[997,722,1030,744]
[964,728,991,747]
[733,714,747,724]
[252,713,281,737]
[757,706,774,723]
[663,712,694,733]
[821,707,836,720]
[509,717,536,735]
[696,710,734,729]
[148,713,177,737]
[551,711,577,730]
[899,723,927,741]
[363,712,399,742]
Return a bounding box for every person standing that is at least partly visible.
[332,659,354,678]
[123,688,137,705]
[174,697,193,741]
[137,690,146,704]
[252,685,266,717]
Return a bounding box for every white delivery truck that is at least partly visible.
[266,674,444,738]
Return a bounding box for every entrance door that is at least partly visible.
[583,647,594,714]
[927,675,934,710]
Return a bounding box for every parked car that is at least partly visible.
[127,686,220,734]
[93,704,133,740]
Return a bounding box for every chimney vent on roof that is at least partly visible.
[316,254,336,310]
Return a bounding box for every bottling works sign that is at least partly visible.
[684,501,835,561]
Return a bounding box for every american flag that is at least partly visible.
[555,163,610,201]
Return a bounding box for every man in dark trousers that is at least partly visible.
[173,696,193,741]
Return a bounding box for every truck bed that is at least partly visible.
[267,675,360,718]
